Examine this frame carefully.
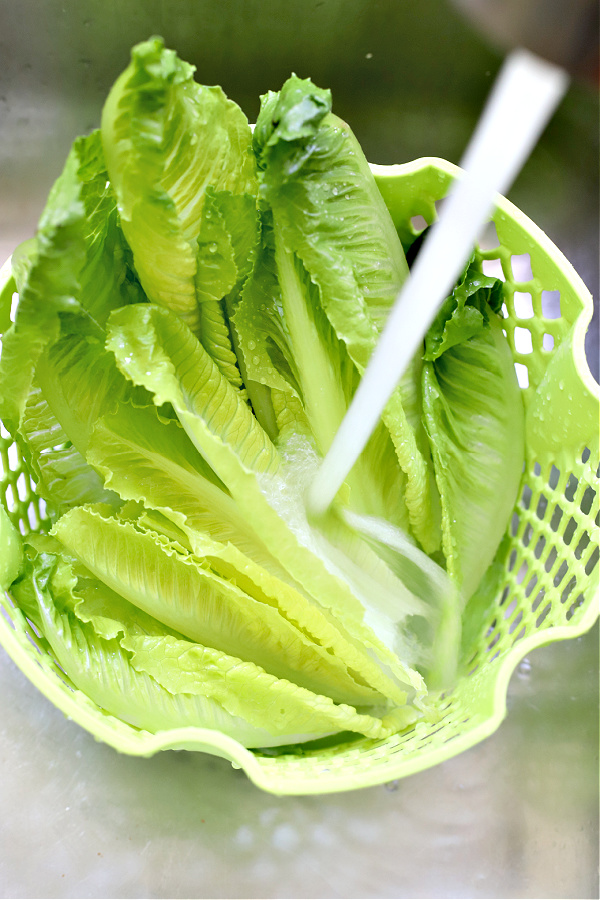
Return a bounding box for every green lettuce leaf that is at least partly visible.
[0,503,23,591]
[0,44,527,752]
[106,300,430,705]
[422,312,524,602]
[107,303,281,477]
[86,401,419,704]
[18,384,117,515]
[28,524,406,741]
[252,75,440,550]
[0,127,144,472]
[0,148,84,433]
[51,504,392,704]
[424,256,504,362]
[101,37,257,337]
[22,549,327,746]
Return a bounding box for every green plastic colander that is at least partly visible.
[0,157,598,796]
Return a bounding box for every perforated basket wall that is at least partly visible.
[0,157,598,795]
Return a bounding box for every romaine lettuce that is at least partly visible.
[0,38,524,749]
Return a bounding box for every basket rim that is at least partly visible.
[0,156,598,796]
[372,156,599,404]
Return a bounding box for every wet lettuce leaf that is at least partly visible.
[249,75,441,551]
[419,255,522,601]
[0,39,524,751]
[100,36,257,337]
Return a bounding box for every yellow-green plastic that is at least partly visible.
[0,158,598,795]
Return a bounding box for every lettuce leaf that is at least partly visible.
[16,540,402,745]
[0,503,23,591]
[105,300,428,704]
[422,299,524,602]
[101,36,257,337]
[251,75,441,551]
[0,41,526,752]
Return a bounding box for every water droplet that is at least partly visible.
[332,187,339,196]
[385,780,399,792]
[208,243,218,253]
[252,355,260,365]
[247,339,256,350]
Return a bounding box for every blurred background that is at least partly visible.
[0,2,597,897]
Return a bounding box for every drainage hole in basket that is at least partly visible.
[508,610,523,634]
[481,258,505,281]
[535,493,548,520]
[26,505,41,531]
[7,443,20,470]
[560,576,577,605]
[562,516,578,546]
[410,214,428,233]
[541,289,561,319]
[544,546,558,573]
[521,483,533,509]
[542,333,555,351]
[548,465,561,490]
[534,535,546,559]
[514,362,529,388]
[487,631,501,652]
[510,253,534,282]
[516,561,529,585]
[550,504,564,532]
[584,545,599,576]
[486,618,498,637]
[566,594,585,621]
[418,724,447,744]
[503,598,517,620]
[514,326,533,355]
[16,472,29,502]
[521,523,534,547]
[513,291,534,319]
[525,575,538,598]
[564,473,579,502]
[553,560,569,587]
[580,486,596,516]
[535,602,552,628]
[531,589,545,613]
[4,483,18,513]
[479,220,500,249]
